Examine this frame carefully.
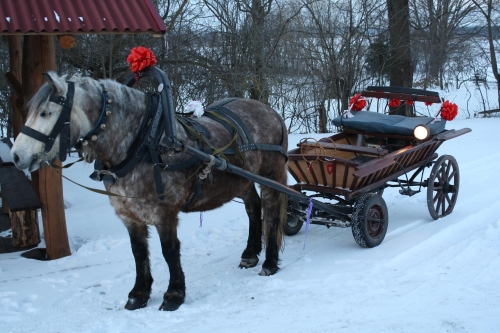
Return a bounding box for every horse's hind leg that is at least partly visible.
[260,185,286,276]
[155,219,186,311]
[239,184,262,269]
[124,222,153,310]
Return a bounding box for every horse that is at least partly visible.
[10,69,288,311]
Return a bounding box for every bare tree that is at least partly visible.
[471,0,500,109]
[295,0,382,131]
[410,0,477,89]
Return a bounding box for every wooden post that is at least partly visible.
[10,210,40,248]
[7,35,23,137]
[22,35,70,259]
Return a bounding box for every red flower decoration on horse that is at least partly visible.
[349,93,367,111]
[440,100,458,121]
[127,46,157,74]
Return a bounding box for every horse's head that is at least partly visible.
[11,71,93,172]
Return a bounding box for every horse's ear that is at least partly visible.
[43,71,67,96]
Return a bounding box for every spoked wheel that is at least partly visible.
[427,155,460,220]
[351,193,388,248]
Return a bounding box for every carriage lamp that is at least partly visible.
[413,125,430,140]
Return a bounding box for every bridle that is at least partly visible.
[20,81,75,162]
[20,80,110,163]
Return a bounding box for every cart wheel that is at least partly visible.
[351,193,388,248]
[427,155,460,220]
[284,214,304,236]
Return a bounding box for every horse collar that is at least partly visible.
[20,81,75,162]
[82,84,112,145]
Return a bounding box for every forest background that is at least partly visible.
[0,0,499,135]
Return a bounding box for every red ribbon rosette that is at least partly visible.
[425,101,433,106]
[389,98,401,108]
[349,93,367,111]
[127,46,157,74]
[406,100,414,106]
[440,100,458,121]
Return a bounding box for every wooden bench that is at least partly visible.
[299,140,388,157]
[0,163,42,248]
[477,109,500,117]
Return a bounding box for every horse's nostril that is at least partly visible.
[12,152,20,165]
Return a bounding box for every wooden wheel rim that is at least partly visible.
[427,155,459,219]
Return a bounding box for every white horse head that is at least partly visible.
[11,71,93,171]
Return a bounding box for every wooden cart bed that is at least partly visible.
[288,124,469,201]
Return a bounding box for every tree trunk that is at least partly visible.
[318,102,328,133]
[387,0,413,116]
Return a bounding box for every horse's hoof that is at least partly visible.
[239,257,259,268]
[125,297,149,310]
[259,267,278,276]
[159,300,183,311]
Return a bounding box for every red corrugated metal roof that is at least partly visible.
[0,0,166,35]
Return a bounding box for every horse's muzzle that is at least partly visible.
[11,150,43,172]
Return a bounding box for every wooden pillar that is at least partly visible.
[22,35,70,259]
[10,210,40,248]
[7,35,23,137]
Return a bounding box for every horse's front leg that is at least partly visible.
[124,222,153,310]
[155,219,186,311]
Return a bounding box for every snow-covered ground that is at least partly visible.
[1,118,499,333]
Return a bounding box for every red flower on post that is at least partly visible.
[389,98,401,108]
[349,93,367,111]
[406,100,415,106]
[127,46,157,74]
[440,100,458,121]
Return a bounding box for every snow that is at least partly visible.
[6,17,10,23]
[53,11,60,23]
[1,118,499,332]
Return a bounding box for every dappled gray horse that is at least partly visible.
[11,70,288,311]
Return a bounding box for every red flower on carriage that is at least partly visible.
[127,46,157,74]
[349,93,367,111]
[425,101,433,106]
[440,100,458,121]
[389,98,401,108]
[406,100,415,106]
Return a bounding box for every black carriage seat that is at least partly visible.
[332,86,445,137]
[332,111,446,137]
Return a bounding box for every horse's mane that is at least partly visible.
[27,83,53,113]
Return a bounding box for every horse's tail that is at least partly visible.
[262,160,288,253]
[277,164,288,252]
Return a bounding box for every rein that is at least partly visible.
[50,157,206,200]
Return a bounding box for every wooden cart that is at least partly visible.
[285,86,471,248]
